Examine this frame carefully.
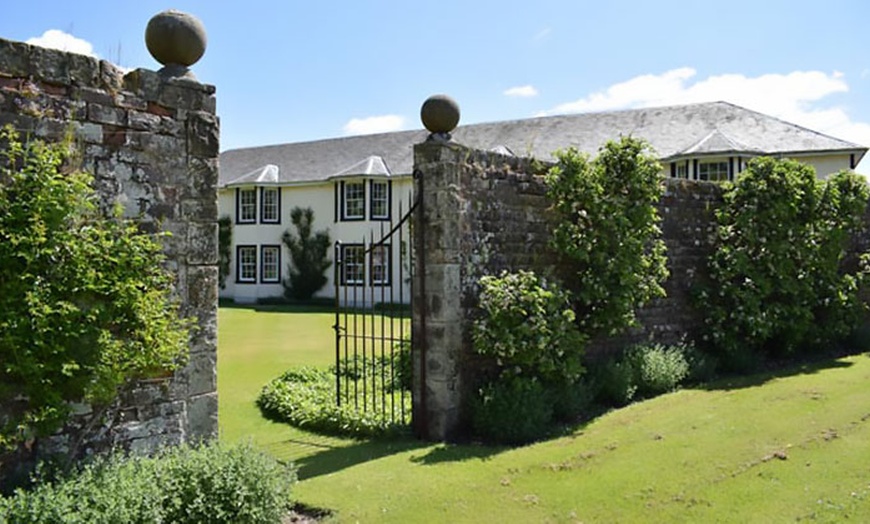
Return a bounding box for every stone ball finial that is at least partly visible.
[145,10,207,79]
[421,94,460,137]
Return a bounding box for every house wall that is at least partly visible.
[219,177,414,304]
[792,154,854,179]
[665,154,853,182]
[0,37,218,474]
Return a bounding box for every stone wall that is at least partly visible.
[412,139,723,440]
[0,37,218,471]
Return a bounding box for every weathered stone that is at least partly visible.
[88,103,126,126]
[146,10,208,68]
[0,38,31,77]
[127,109,161,131]
[187,222,219,265]
[0,33,218,478]
[186,352,217,397]
[123,68,162,100]
[421,94,460,135]
[187,393,218,441]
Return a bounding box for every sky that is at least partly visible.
[2,1,869,172]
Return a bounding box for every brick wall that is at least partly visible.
[412,139,724,439]
[0,37,218,474]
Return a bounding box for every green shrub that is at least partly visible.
[591,343,695,406]
[473,270,586,383]
[335,341,411,393]
[681,344,720,384]
[625,343,690,397]
[471,376,554,445]
[257,364,411,438]
[593,358,638,407]
[547,378,597,423]
[702,159,870,367]
[546,137,668,339]
[0,442,296,524]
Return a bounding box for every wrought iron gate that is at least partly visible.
[333,198,417,426]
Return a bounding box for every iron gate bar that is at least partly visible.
[333,192,419,426]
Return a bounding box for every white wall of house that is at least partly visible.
[219,176,414,305]
[789,154,854,179]
[666,153,857,182]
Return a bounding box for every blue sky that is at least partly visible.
[3,1,869,171]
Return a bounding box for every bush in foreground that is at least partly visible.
[0,442,296,524]
[471,376,554,445]
[593,342,695,406]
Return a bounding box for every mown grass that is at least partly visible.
[217,304,357,462]
[219,305,870,523]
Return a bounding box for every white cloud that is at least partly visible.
[26,29,96,57]
[540,67,870,173]
[504,85,539,98]
[342,115,406,136]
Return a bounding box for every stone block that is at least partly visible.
[186,111,219,158]
[185,351,217,397]
[88,103,126,126]
[187,393,218,442]
[187,222,218,265]
[0,38,31,77]
[187,265,218,312]
[181,197,218,221]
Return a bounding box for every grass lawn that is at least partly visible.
[219,305,870,523]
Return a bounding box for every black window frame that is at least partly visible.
[698,160,730,182]
[260,244,282,284]
[236,187,257,224]
[340,243,366,286]
[236,244,257,283]
[260,187,281,224]
[369,180,392,221]
[339,180,366,221]
[370,242,391,287]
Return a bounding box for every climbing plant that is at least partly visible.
[282,207,332,300]
[701,157,870,367]
[545,136,668,338]
[0,126,190,450]
[217,215,232,289]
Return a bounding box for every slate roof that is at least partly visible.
[219,101,866,187]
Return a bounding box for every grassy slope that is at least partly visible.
[219,306,870,523]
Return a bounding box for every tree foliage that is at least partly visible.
[702,157,870,367]
[0,127,190,449]
[545,136,668,338]
[282,207,331,300]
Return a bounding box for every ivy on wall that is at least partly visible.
[0,127,190,450]
[218,216,232,290]
[545,136,668,339]
[282,207,331,301]
[701,157,870,368]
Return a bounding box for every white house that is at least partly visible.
[218,101,867,304]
